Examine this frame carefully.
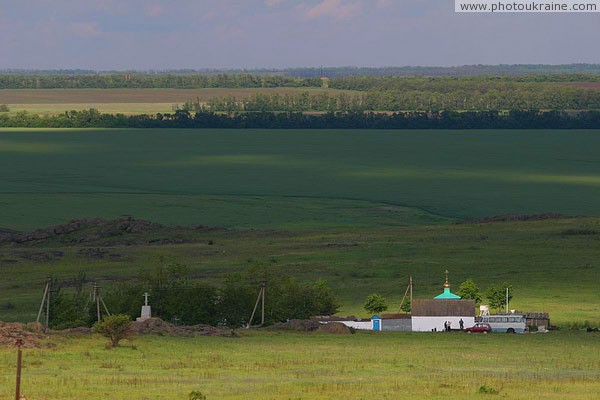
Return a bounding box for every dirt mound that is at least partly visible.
[1,218,229,247]
[0,228,17,239]
[0,322,51,348]
[59,327,93,335]
[316,322,352,335]
[129,318,236,337]
[460,213,569,224]
[272,319,322,332]
[1,217,163,246]
[271,319,351,334]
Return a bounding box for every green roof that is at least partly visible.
[434,288,461,300]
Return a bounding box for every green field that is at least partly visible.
[1,331,598,400]
[2,129,600,231]
[1,217,599,324]
[1,128,599,325]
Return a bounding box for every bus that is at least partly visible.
[478,314,527,333]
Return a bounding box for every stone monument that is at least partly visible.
[136,292,152,321]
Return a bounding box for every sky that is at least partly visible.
[1,0,599,70]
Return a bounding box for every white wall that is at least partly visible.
[411,316,475,332]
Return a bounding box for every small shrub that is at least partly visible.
[93,314,132,348]
[0,104,9,112]
[478,385,499,395]
[189,391,207,400]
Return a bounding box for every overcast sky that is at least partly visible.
[1,0,599,70]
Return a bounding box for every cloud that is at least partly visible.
[1,0,599,70]
[304,0,361,20]
[145,4,164,17]
[70,22,102,38]
[376,0,391,9]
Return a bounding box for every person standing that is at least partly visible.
[459,319,464,330]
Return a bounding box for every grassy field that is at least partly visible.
[0,331,598,400]
[0,88,357,115]
[1,217,599,324]
[1,128,599,324]
[1,129,600,231]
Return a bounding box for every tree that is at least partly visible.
[458,279,483,305]
[93,314,132,347]
[485,284,513,312]
[364,293,388,315]
[400,297,411,313]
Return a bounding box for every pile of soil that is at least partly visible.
[272,319,322,332]
[459,213,568,224]
[2,217,162,246]
[59,327,93,335]
[316,322,352,335]
[0,321,51,348]
[271,319,352,334]
[0,218,228,247]
[129,318,237,337]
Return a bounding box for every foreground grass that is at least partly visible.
[0,331,598,399]
[1,218,599,324]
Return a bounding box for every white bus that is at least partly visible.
[478,314,527,333]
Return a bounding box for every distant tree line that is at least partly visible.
[4,64,600,77]
[0,74,321,89]
[2,73,600,93]
[48,262,339,329]
[279,65,600,78]
[186,84,600,112]
[2,108,600,129]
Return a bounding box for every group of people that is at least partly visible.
[443,319,464,332]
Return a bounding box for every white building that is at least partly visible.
[411,272,475,332]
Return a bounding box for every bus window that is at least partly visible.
[509,317,515,322]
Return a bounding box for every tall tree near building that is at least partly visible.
[458,278,483,305]
[364,293,388,315]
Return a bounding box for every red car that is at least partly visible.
[465,323,492,333]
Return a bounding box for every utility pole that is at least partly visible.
[94,282,100,322]
[410,276,413,306]
[46,281,52,329]
[398,276,413,314]
[15,338,23,400]
[36,278,52,329]
[247,280,267,328]
[93,282,110,323]
[506,287,509,314]
[260,280,266,326]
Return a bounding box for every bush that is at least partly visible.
[363,293,388,315]
[478,385,499,394]
[189,391,207,400]
[93,314,132,347]
[0,104,9,112]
